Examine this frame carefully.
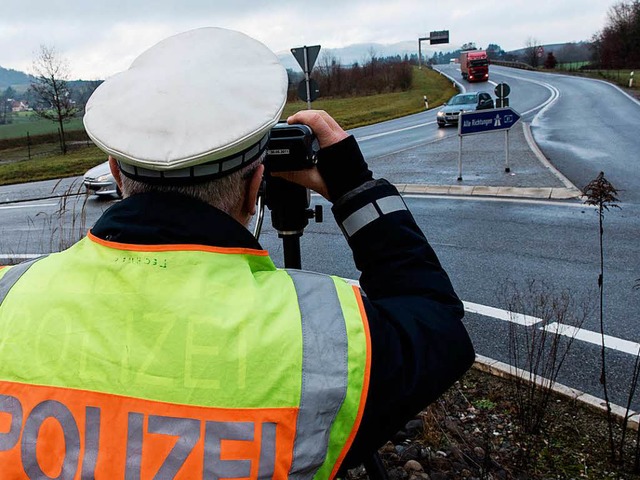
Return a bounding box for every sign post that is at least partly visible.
[418,30,449,68]
[291,45,321,109]
[457,107,521,181]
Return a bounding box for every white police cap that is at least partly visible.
[83,27,287,182]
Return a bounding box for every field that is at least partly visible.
[0,66,457,186]
[0,111,85,140]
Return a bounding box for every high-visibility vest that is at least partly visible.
[0,232,371,479]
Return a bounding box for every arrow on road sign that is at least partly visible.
[458,107,521,136]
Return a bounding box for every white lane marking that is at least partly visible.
[543,322,640,356]
[357,121,435,142]
[521,122,578,191]
[356,71,559,143]
[529,82,561,124]
[463,301,542,326]
[488,68,561,119]
[468,301,640,357]
[0,203,57,210]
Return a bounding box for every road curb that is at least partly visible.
[395,183,583,200]
[389,121,585,201]
[473,354,640,430]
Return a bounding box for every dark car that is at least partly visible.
[83,161,121,197]
[436,92,494,127]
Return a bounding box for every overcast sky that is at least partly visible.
[1,0,620,80]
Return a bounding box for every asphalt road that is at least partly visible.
[1,65,639,410]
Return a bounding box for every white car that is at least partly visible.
[83,161,121,197]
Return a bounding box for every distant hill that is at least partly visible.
[278,40,593,71]
[0,66,33,90]
[278,41,427,71]
[507,42,592,62]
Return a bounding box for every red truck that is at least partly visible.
[460,50,489,82]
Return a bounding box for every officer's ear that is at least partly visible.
[108,156,123,190]
[244,163,265,217]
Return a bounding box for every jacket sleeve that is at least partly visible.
[319,136,476,468]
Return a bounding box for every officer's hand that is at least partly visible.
[286,110,348,148]
[270,110,348,200]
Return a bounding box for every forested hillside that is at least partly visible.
[0,66,33,89]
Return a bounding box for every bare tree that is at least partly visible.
[30,45,78,154]
[595,0,640,68]
[523,37,542,68]
[0,87,14,125]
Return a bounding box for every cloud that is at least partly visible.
[0,0,619,79]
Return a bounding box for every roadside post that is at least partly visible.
[424,95,429,109]
[630,71,635,88]
[494,83,512,172]
[291,45,321,109]
[457,107,521,181]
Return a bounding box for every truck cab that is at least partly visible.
[460,50,489,82]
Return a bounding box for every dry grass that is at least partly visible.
[345,368,640,479]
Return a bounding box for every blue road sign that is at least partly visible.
[459,107,521,136]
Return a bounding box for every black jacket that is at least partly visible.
[91,136,475,469]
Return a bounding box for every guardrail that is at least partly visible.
[490,60,535,71]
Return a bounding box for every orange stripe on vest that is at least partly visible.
[0,381,297,479]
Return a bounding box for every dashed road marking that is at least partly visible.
[467,302,640,356]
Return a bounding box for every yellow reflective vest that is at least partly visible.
[0,232,371,479]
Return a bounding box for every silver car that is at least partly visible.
[436,92,494,127]
[83,161,121,197]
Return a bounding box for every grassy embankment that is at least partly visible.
[546,64,639,94]
[0,67,456,186]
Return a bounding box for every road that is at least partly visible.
[1,65,639,410]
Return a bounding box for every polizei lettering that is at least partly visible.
[0,393,286,479]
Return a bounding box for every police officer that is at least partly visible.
[0,28,474,478]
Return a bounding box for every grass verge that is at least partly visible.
[282,67,457,129]
[0,145,105,185]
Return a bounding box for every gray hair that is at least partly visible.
[119,155,263,216]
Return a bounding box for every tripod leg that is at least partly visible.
[363,452,389,480]
[282,235,302,269]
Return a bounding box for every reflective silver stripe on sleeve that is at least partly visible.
[0,256,46,306]
[342,204,378,237]
[376,195,407,215]
[286,270,349,479]
[340,194,408,238]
